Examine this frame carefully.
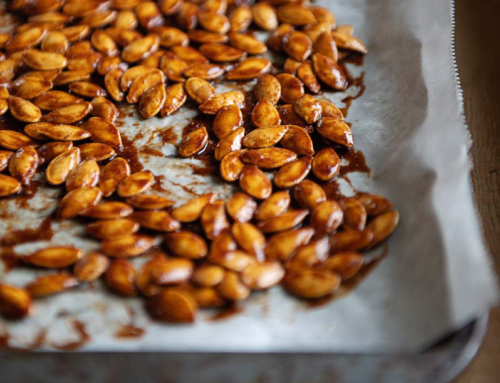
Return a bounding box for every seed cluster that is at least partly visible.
[0,0,399,324]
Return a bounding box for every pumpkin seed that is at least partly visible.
[102,235,156,258]
[277,4,316,26]
[265,227,315,261]
[37,141,73,165]
[91,96,119,122]
[356,194,394,216]
[213,104,243,139]
[239,165,272,200]
[312,147,340,181]
[8,146,39,186]
[254,191,290,221]
[171,193,215,222]
[276,73,304,104]
[267,23,294,52]
[214,127,244,161]
[201,201,230,240]
[297,61,321,94]
[240,147,297,169]
[139,82,166,118]
[159,52,188,82]
[331,31,367,54]
[274,156,312,189]
[105,259,137,296]
[283,31,312,62]
[127,68,165,104]
[25,246,83,268]
[310,200,343,236]
[12,77,52,100]
[152,258,194,286]
[199,43,245,62]
[191,264,225,287]
[229,5,252,32]
[251,98,281,129]
[27,274,79,297]
[65,159,100,191]
[131,210,180,232]
[175,2,199,30]
[289,238,330,268]
[58,186,102,219]
[220,150,246,182]
[312,53,348,90]
[316,117,354,147]
[86,219,139,240]
[0,130,36,150]
[122,33,160,63]
[0,151,13,172]
[228,33,267,55]
[226,57,271,80]
[251,2,278,31]
[293,180,326,210]
[171,45,208,64]
[318,99,344,119]
[165,231,208,259]
[185,77,215,104]
[188,30,228,44]
[147,288,197,322]
[242,125,288,148]
[217,271,250,301]
[8,96,42,123]
[283,58,301,75]
[41,30,68,54]
[53,70,91,86]
[209,229,237,257]
[183,63,225,80]
[313,31,338,62]
[283,269,340,299]
[226,192,257,223]
[23,49,67,70]
[199,91,244,114]
[152,26,188,47]
[0,284,32,319]
[231,222,266,259]
[209,250,256,272]
[136,252,167,297]
[105,68,125,101]
[126,194,175,210]
[43,102,92,124]
[367,210,399,248]
[328,229,374,253]
[0,174,22,197]
[198,10,230,34]
[120,65,156,92]
[117,170,155,198]
[46,147,80,185]
[324,252,364,281]
[82,117,122,148]
[5,27,46,52]
[33,90,83,111]
[113,10,138,29]
[257,209,309,234]
[73,252,110,282]
[339,198,367,231]
[179,125,208,157]
[99,158,130,197]
[254,74,281,105]
[135,2,163,29]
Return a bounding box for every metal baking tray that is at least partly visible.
[0,315,488,383]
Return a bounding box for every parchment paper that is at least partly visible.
[0,0,497,353]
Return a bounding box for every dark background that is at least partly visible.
[453,0,500,381]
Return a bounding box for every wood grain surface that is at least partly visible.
[453,0,500,382]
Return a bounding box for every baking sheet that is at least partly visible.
[0,0,498,353]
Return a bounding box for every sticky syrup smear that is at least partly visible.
[338,53,366,118]
[210,304,244,321]
[51,320,90,351]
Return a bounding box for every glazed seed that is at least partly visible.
[251,98,281,129]
[185,77,215,104]
[23,246,82,269]
[171,193,215,222]
[0,130,36,150]
[140,82,166,118]
[199,43,245,63]
[126,194,175,210]
[213,104,243,139]
[254,74,281,105]
[101,235,156,258]
[0,151,13,172]
[132,210,180,232]
[276,73,304,104]
[91,96,119,122]
[127,68,165,104]
[283,58,301,75]
[331,31,367,54]
[295,95,322,125]
[33,90,83,111]
[65,158,100,191]
[356,194,394,216]
[228,33,267,55]
[251,2,278,31]
[0,284,32,319]
[311,200,344,236]
[254,191,291,221]
[283,31,312,62]
[38,141,72,165]
[183,63,225,80]
[43,102,92,124]
[201,201,230,240]
[105,259,137,296]
[297,61,321,94]
[257,209,309,234]
[99,158,130,197]
[209,250,256,272]
[231,222,266,259]
[240,148,297,169]
[226,57,271,80]
[229,5,252,32]
[324,252,364,281]
[293,180,327,210]
[265,227,315,261]
[277,4,316,26]
[164,231,208,259]
[313,32,338,62]
[23,50,67,71]
[147,289,197,323]
[27,274,79,297]
[280,125,314,156]
[69,82,107,98]
[367,211,399,248]
[179,126,208,157]
[312,147,341,181]
[226,192,257,223]
[8,96,42,123]
[214,127,244,161]
[216,271,250,301]
[340,198,367,231]
[78,143,116,162]
[192,287,226,308]
[241,262,285,290]
[86,219,140,240]
[82,201,133,219]
[316,117,354,147]
[328,229,374,253]
[210,229,237,257]
[73,252,110,282]
[239,165,272,200]
[82,117,122,148]
[117,170,154,198]
[58,187,102,219]
[220,150,246,182]
[283,269,340,299]
[191,264,225,287]
[136,253,167,297]
[199,91,244,114]
[46,148,81,186]
[312,53,348,90]
[8,146,39,186]
[152,258,194,286]
[161,83,187,117]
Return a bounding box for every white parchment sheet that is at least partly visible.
[0,0,498,352]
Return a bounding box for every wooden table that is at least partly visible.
[453,0,500,381]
